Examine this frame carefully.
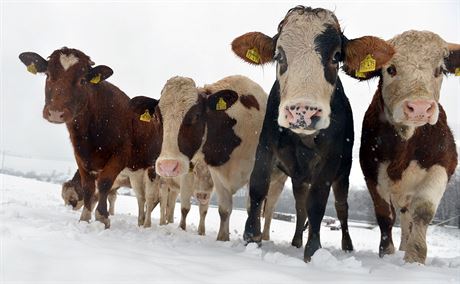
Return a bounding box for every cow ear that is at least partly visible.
[206,90,239,112]
[342,36,395,80]
[86,65,113,84]
[231,32,275,65]
[19,52,48,74]
[445,43,460,74]
[130,96,159,116]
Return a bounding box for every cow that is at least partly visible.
[155,75,269,241]
[231,6,394,261]
[61,169,131,214]
[341,30,459,264]
[19,48,162,228]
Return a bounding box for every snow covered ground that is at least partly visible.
[1,174,459,283]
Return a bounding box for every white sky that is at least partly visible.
[1,0,459,161]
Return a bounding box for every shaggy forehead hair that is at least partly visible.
[388,30,448,70]
[276,6,340,41]
[159,76,199,117]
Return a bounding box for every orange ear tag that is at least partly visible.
[246,48,261,64]
[140,109,152,122]
[355,70,366,78]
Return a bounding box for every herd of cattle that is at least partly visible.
[19,6,459,264]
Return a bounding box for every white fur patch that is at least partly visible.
[59,53,79,71]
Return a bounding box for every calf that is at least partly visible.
[19,48,162,228]
[155,75,267,241]
[232,6,394,261]
[342,30,459,263]
[61,169,130,214]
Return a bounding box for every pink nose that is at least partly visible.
[283,103,322,129]
[404,100,436,120]
[157,160,180,177]
[48,110,65,123]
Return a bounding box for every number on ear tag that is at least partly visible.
[358,54,376,73]
[246,48,261,64]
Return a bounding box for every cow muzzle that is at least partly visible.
[278,100,328,134]
[394,99,438,126]
[156,159,183,177]
[43,106,71,124]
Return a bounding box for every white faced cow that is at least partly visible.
[155,75,267,241]
[342,30,459,263]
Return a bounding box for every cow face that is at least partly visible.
[155,76,238,177]
[19,48,113,124]
[232,6,393,135]
[343,30,460,138]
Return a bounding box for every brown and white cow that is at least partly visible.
[155,75,267,241]
[342,30,459,263]
[19,48,162,228]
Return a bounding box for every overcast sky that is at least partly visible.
[1,0,459,162]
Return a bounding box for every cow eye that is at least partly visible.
[332,51,341,64]
[434,66,445,78]
[386,65,397,77]
[79,78,86,85]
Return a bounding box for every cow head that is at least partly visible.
[155,76,239,177]
[19,47,113,124]
[232,6,394,135]
[343,30,460,139]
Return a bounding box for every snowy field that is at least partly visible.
[1,173,459,283]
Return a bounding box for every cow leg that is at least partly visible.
[214,178,232,241]
[159,182,169,225]
[108,188,118,216]
[262,169,287,241]
[367,180,396,258]
[399,208,411,251]
[167,189,178,224]
[198,200,209,236]
[79,169,96,223]
[144,174,160,228]
[404,166,447,264]
[180,173,194,230]
[129,170,147,227]
[332,176,353,251]
[304,182,330,262]
[292,181,309,248]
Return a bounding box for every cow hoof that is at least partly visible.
[198,230,205,236]
[79,208,92,222]
[179,221,186,231]
[403,252,426,264]
[143,220,152,228]
[342,235,354,252]
[379,242,395,258]
[304,235,321,261]
[138,217,145,227]
[243,231,262,243]
[262,232,270,241]
[95,211,110,229]
[291,237,303,248]
[217,231,230,242]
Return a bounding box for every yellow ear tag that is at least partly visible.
[246,48,261,64]
[90,74,101,84]
[358,54,377,73]
[355,70,366,78]
[216,97,227,111]
[140,109,152,122]
[455,67,460,76]
[27,63,37,74]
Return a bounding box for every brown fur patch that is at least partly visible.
[239,94,260,111]
[360,82,457,184]
[445,43,460,74]
[231,32,275,65]
[343,36,395,79]
[202,110,242,167]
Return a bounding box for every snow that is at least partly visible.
[1,173,459,283]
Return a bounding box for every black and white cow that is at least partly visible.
[232,6,394,261]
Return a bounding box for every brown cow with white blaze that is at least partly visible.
[19,48,162,228]
[342,30,459,263]
[155,75,267,241]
